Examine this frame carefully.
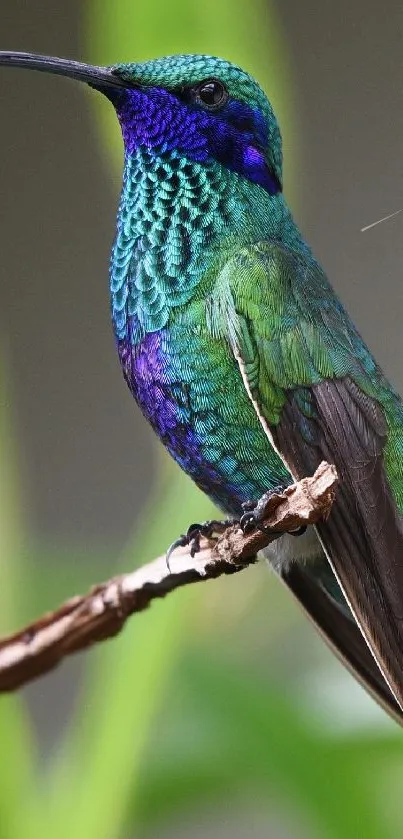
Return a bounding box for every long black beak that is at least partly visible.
[0,51,128,92]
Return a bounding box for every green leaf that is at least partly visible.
[181,652,392,839]
[0,699,40,839]
[47,462,214,839]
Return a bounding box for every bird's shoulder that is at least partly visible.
[206,239,361,387]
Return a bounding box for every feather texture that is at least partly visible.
[105,54,403,721]
[213,241,403,708]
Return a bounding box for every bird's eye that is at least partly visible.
[194,78,228,110]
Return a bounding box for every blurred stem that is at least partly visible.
[0,353,39,839]
[82,0,296,196]
[0,352,25,629]
[48,463,214,839]
[0,701,41,839]
[186,654,391,839]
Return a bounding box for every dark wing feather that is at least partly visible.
[274,378,403,708]
[212,241,403,712]
[279,560,403,725]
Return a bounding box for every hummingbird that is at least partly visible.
[1,51,403,725]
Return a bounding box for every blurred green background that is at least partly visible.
[1,1,403,837]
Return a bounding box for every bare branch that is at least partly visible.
[0,462,337,692]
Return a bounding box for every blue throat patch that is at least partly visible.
[112,86,281,195]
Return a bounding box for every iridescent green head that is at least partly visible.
[112,54,283,192]
[0,51,283,194]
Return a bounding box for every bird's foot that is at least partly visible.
[239,485,285,533]
[239,486,307,538]
[166,518,236,571]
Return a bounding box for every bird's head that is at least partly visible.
[111,54,282,194]
[0,51,282,195]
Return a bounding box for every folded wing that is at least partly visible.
[209,241,403,712]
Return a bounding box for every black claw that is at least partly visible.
[240,512,269,535]
[239,512,258,533]
[166,534,188,571]
[165,517,237,570]
[239,483,300,537]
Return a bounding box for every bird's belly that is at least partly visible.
[263,527,321,572]
[119,327,290,514]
